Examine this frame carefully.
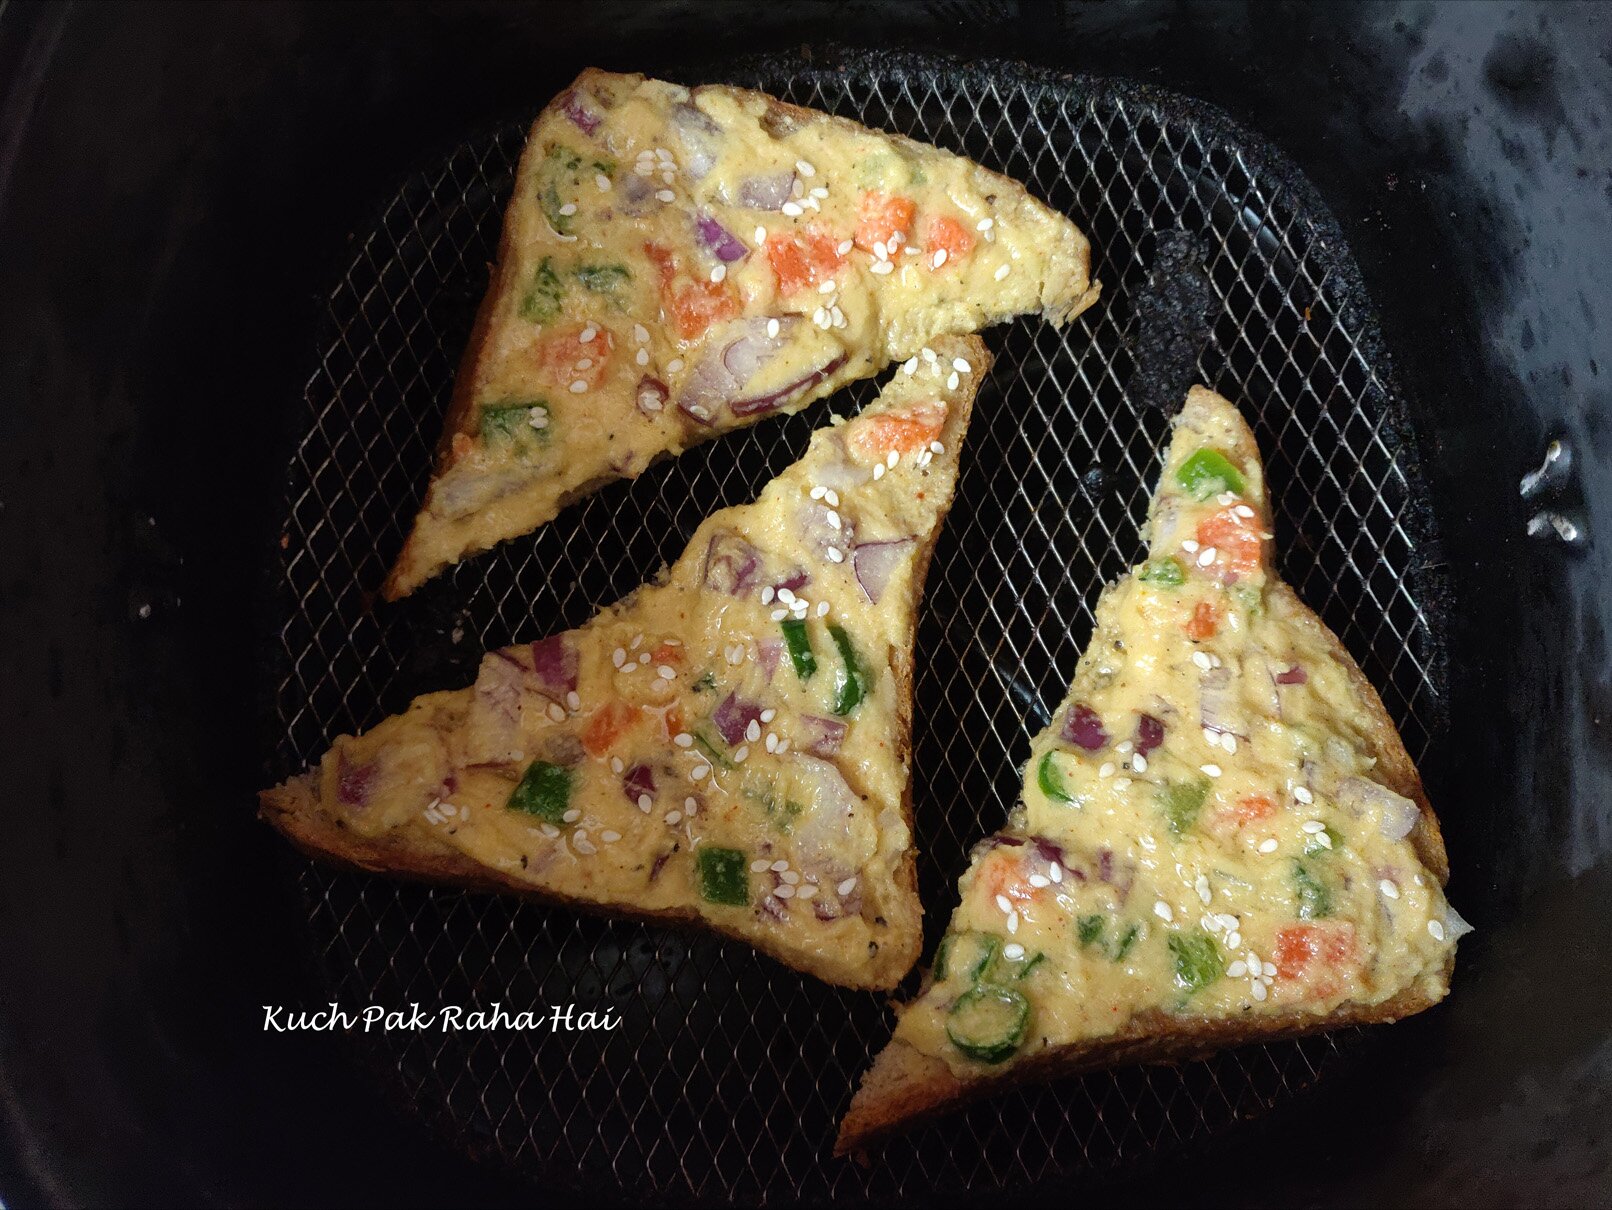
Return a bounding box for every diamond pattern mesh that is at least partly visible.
[271,55,1442,1205]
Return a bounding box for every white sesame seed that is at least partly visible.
[993,263,1011,281]
[575,357,594,371]
[635,348,650,367]
[831,305,845,328]
[751,859,771,873]
[816,601,829,617]
[1154,901,1174,923]
[1197,547,1217,567]
[1028,874,1050,888]
[610,757,625,775]
[663,811,683,826]
[826,511,841,531]
[710,264,726,284]
[655,188,675,203]
[1228,960,1248,978]
[1201,763,1222,778]
[1251,979,1268,1001]
[1235,504,1256,519]
[817,279,836,295]
[809,187,829,200]
[546,702,566,723]
[991,893,1013,916]
[1196,876,1212,904]
[869,259,895,275]
[539,822,560,839]
[777,587,796,605]
[594,173,611,192]
[597,829,619,843]
[569,379,588,394]
[771,608,788,621]
[1113,776,1133,791]
[691,765,710,781]
[1221,732,1238,754]
[562,808,581,824]
[674,733,693,748]
[1294,786,1314,804]
[774,885,795,899]
[746,720,761,743]
[794,158,816,177]
[1133,754,1148,773]
[1258,838,1279,853]
[684,797,697,813]
[529,408,548,429]
[946,371,960,390]
[826,547,844,563]
[781,201,803,216]
[779,870,800,886]
[1046,863,1065,886]
[638,652,650,665]
[1181,539,1200,553]
[813,308,828,328]
[1192,652,1212,671]
[930,441,944,454]
[665,358,684,374]
[836,877,858,897]
[1379,879,1400,899]
[931,249,947,269]
[733,745,748,763]
[872,463,885,480]
[578,325,598,343]
[766,317,780,338]
[558,202,578,217]
[796,884,820,899]
[1099,762,1116,778]
[1006,911,1020,934]
[655,665,676,681]
[754,225,768,244]
[824,489,839,507]
[886,450,899,468]
[633,323,649,343]
[566,690,581,710]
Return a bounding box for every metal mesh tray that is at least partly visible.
[271,50,1443,1205]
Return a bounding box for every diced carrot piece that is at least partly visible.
[643,240,678,288]
[1232,794,1277,824]
[538,321,614,390]
[765,226,845,296]
[651,641,682,665]
[854,190,917,253]
[1196,506,1264,580]
[1185,598,1220,641]
[662,704,685,740]
[979,848,1039,905]
[1275,922,1357,981]
[671,280,740,341]
[924,214,976,266]
[581,700,642,756]
[847,401,946,463]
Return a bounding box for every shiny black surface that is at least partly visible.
[0,2,1607,1206]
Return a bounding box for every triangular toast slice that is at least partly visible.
[383,68,1097,597]
[264,336,990,989]
[837,386,1467,1148]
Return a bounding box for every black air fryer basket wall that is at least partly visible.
[1,3,1608,1208]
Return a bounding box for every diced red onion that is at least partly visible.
[620,173,660,215]
[695,213,748,262]
[1198,665,1247,738]
[799,502,854,564]
[1135,713,1165,756]
[757,638,783,682]
[1096,846,1136,903]
[774,568,809,592]
[712,692,763,746]
[635,375,669,417]
[800,715,847,757]
[530,635,578,699]
[1031,835,1069,869]
[978,834,1026,853]
[1275,664,1308,685]
[730,352,847,417]
[759,892,788,921]
[622,763,656,805]
[559,90,602,135]
[702,530,762,595]
[735,171,796,210]
[1443,903,1475,942]
[1060,703,1109,750]
[1336,776,1420,841]
[671,102,721,177]
[852,537,915,604]
[335,755,376,808]
[676,316,798,422]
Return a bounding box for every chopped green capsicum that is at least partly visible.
[479,401,549,450]
[1168,930,1225,993]
[1140,556,1186,587]
[506,760,573,824]
[519,256,566,322]
[575,262,632,294]
[1159,777,1212,835]
[828,624,867,716]
[1176,448,1247,500]
[538,146,584,235]
[936,931,999,984]
[946,984,1030,1064]
[1037,750,1082,804]
[691,727,735,770]
[696,846,749,906]
[1294,859,1332,919]
[780,618,816,682]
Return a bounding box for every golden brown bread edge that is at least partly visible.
[269,336,991,991]
[835,393,1452,1155]
[382,69,1096,600]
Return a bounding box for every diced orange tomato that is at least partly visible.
[1196,506,1264,581]
[765,225,846,296]
[854,190,917,253]
[847,401,946,463]
[1275,921,1358,990]
[1185,598,1220,641]
[979,847,1040,906]
[537,321,614,390]
[581,700,642,756]
[924,214,976,266]
[643,240,739,341]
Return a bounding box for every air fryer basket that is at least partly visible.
[272,53,1441,1203]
